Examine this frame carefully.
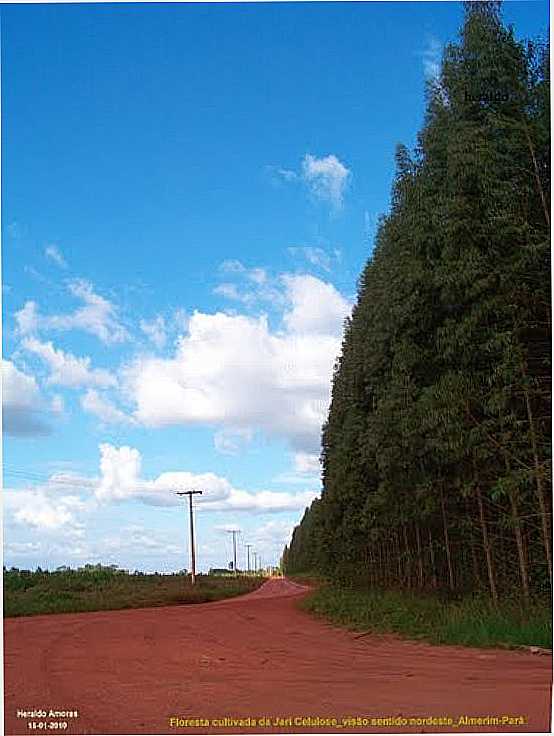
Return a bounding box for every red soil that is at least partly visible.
[4,578,552,735]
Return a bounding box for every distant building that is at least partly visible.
[208,568,236,576]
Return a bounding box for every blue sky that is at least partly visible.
[2,1,548,572]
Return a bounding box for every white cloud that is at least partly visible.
[213,283,250,303]
[276,168,298,182]
[248,268,267,285]
[94,443,317,513]
[219,261,267,285]
[301,154,350,210]
[2,360,51,436]
[5,541,41,555]
[15,279,128,344]
[423,36,442,81]
[294,451,320,475]
[215,260,286,309]
[3,444,316,569]
[139,315,167,349]
[23,337,117,389]
[272,451,321,486]
[81,389,134,425]
[4,488,87,532]
[45,244,67,269]
[15,301,39,335]
[288,246,335,272]
[247,519,298,563]
[15,495,73,529]
[275,155,350,211]
[122,315,327,452]
[3,359,41,408]
[214,427,253,455]
[122,276,351,453]
[51,394,65,414]
[220,259,246,274]
[101,527,182,556]
[172,308,189,333]
[282,274,351,335]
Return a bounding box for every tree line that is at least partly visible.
[282,1,550,604]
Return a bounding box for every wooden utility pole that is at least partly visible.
[176,490,203,585]
[245,543,252,573]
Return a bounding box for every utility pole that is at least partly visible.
[176,490,203,585]
[245,543,252,573]
[226,529,240,574]
[252,551,257,573]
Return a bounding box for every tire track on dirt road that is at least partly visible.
[4,578,552,735]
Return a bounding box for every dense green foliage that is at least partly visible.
[301,584,552,649]
[283,2,550,606]
[4,565,265,617]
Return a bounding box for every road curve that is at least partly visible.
[4,578,552,735]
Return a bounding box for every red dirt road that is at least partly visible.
[4,578,552,735]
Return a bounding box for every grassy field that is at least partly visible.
[298,583,552,650]
[4,565,266,617]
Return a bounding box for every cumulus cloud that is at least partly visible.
[2,360,51,436]
[80,389,134,425]
[282,274,350,335]
[139,316,167,349]
[301,154,350,210]
[15,301,39,335]
[23,337,117,389]
[273,154,350,211]
[122,275,351,453]
[95,443,318,513]
[14,494,74,529]
[4,487,89,532]
[15,279,128,344]
[3,445,317,570]
[123,316,328,452]
[44,244,67,269]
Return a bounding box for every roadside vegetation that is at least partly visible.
[283,1,551,649]
[299,582,552,649]
[3,565,265,617]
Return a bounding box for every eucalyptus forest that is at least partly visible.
[282,1,551,607]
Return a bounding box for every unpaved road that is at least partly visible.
[4,578,552,735]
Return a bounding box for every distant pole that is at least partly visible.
[245,544,252,573]
[226,530,239,574]
[176,490,203,585]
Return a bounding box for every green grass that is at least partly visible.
[300,584,552,649]
[4,566,266,617]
